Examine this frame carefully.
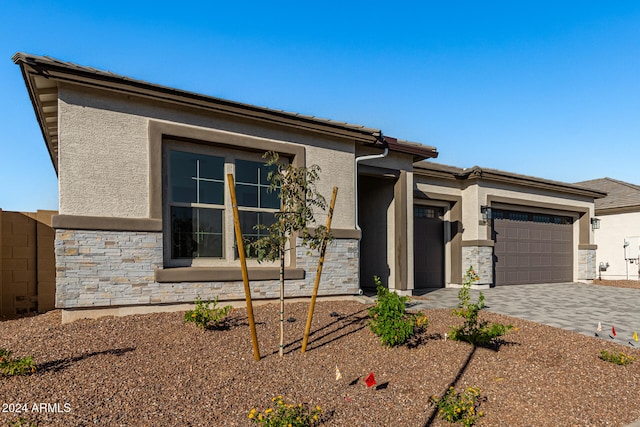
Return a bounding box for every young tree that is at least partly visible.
[249,151,332,357]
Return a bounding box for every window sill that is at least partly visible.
[155,266,305,283]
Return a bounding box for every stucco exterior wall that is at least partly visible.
[54,83,371,314]
[57,85,357,229]
[413,173,597,286]
[594,211,640,280]
[475,181,595,242]
[305,145,355,229]
[58,87,150,218]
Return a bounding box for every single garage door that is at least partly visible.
[493,209,573,285]
[414,206,445,288]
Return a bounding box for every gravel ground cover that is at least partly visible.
[593,279,640,290]
[2,293,640,426]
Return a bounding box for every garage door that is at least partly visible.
[414,206,444,288]
[493,210,573,285]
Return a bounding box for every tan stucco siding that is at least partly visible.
[477,181,595,242]
[303,145,355,229]
[415,179,461,198]
[426,180,596,242]
[56,85,357,227]
[58,86,150,217]
[357,149,414,172]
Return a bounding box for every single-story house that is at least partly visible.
[13,53,605,321]
[575,178,640,281]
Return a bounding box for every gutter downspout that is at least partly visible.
[355,135,389,295]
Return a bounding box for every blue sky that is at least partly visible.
[1,1,639,212]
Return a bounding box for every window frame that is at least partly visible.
[167,149,226,260]
[163,139,287,268]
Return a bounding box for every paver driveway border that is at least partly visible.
[407,282,640,427]
[409,282,640,348]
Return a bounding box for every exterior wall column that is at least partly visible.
[406,171,415,293]
[459,183,493,288]
[393,170,410,294]
[461,241,494,288]
[449,200,463,286]
[578,212,597,281]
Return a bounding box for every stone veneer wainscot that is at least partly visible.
[461,245,493,287]
[55,230,359,308]
[578,248,597,281]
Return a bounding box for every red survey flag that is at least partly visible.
[364,372,376,388]
[612,325,617,336]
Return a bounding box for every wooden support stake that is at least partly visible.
[228,174,261,361]
[301,186,338,353]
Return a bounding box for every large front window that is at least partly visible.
[236,159,279,251]
[169,151,225,259]
[165,146,281,265]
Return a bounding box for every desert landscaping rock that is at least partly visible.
[2,297,640,426]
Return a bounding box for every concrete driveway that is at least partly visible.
[409,282,640,347]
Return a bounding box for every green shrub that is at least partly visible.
[599,349,636,365]
[8,418,37,427]
[430,386,484,426]
[249,396,322,426]
[449,267,512,346]
[368,276,428,347]
[184,296,232,329]
[0,348,36,376]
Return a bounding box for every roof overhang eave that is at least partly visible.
[412,162,607,199]
[464,169,608,199]
[384,137,438,161]
[13,53,382,148]
[14,59,59,174]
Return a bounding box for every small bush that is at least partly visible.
[249,396,322,427]
[368,276,428,347]
[599,349,636,365]
[0,349,36,376]
[450,267,512,346]
[8,418,37,427]
[430,386,484,427]
[184,296,232,329]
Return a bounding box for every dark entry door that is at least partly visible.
[414,206,445,288]
[493,210,573,285]
[358,175,394,290]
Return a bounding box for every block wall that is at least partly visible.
[0,210,57,316]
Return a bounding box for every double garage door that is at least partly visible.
[493,209,574,285]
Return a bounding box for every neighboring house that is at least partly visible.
[13,53,604,322]
[0,209,57,316]
[576,178,640,281]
